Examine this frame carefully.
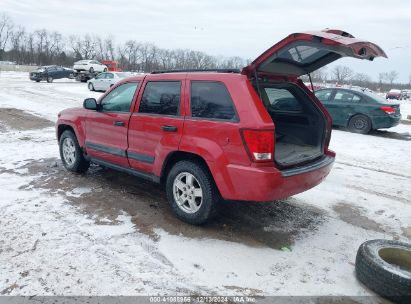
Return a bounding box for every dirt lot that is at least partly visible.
[0,72,410,298]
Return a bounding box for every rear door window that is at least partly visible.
[333,90,361,103]
[190,81,237,121]
[138,81,181,116]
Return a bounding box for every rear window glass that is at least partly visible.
[139,81,181,116]
[190,81,237,121]
[264,88,303,112]
[277,45,329,65]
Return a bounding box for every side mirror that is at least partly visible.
[83,98,98,110]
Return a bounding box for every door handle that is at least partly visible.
[114,121,125,126]
[161,125,177,132]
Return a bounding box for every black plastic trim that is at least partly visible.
[90,158,160,183]
[281,156,334,177]
[127,151,155,164]
[85,142,126,157]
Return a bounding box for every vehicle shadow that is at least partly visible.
[19,158,326,250]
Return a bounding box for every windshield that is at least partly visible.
[36,67,45,72]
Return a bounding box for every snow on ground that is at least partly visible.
[0,72,410,297]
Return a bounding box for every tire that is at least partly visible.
[47,76,53,83]
[356,239,411,304]
[348,114,372,134]
[68,73,74,79]
[59,130,90,173]
[89,67,94,73]
[166,160,220,225]
[103,68,108,72]
[35,80,40,82]
[88,82,95,91]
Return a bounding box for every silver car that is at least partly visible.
[87,72,132,92]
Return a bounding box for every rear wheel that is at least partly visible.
[166,160,220,225]
[47,76,53,83]
[103,68,108,72]
[89,67,94,73]
[348,114,372,134]
[88,82,95,91]
[59,130,90,173]
[35,80,40,82]
[68,73,74,79]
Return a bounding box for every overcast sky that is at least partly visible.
[2,0,411,82]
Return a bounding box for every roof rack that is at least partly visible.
[151,68,241,74]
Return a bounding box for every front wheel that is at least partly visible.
[47,76,53,83]
[166,160,220,225]
[88,82,95,91]
[59,130,90,173]
[348,114,372,134]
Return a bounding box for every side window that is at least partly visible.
[101,82,138,112]
[334,90,361,103]
[315,89,333,102]
[138,81,181,116]
[106,73,114,79]
[190,81,237,120]
[95,73,105,80]
[263,88,303,112]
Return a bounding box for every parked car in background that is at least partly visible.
[87,72,132,91]
[56,29,386,224]
[315,88,401,134]
[386,89,401,100]
[400,90,410,100]
[29,65,75,83]
[73,60,107,73]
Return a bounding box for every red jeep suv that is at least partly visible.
[57,29,386,224]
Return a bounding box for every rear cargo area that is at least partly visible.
[254,82,326,167]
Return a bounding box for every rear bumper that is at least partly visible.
[372,115,401,129]
[219,155,334,202]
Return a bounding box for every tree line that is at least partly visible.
[0,13,248,71]
[1,12,410,91]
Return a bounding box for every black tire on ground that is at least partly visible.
[355,239,411,304]
[47,76,53,83]
[59,130,90,173]
[88,82,95,91]
[348,114,372,134]
[35,80,40,82]
[89,67,94,73]
[166,160,220,225]
[103,68,108,72]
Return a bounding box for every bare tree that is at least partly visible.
[0,13,13,59]
[386,70,399,87]
[311,67,328,82]
[331,65,353,84]
[353,72,371,86]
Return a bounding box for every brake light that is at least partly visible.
[380,106,395,114]
[241,129,274,162]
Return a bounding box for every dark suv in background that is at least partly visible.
[29,65,75,83]
[56,29,386,224]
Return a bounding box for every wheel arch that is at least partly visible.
[160,151,213,184]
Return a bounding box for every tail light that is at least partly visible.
[380,106,395,114]
[241,129,274,162]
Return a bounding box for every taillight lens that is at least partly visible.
[380,106,395,114]
[241,129,274,162]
